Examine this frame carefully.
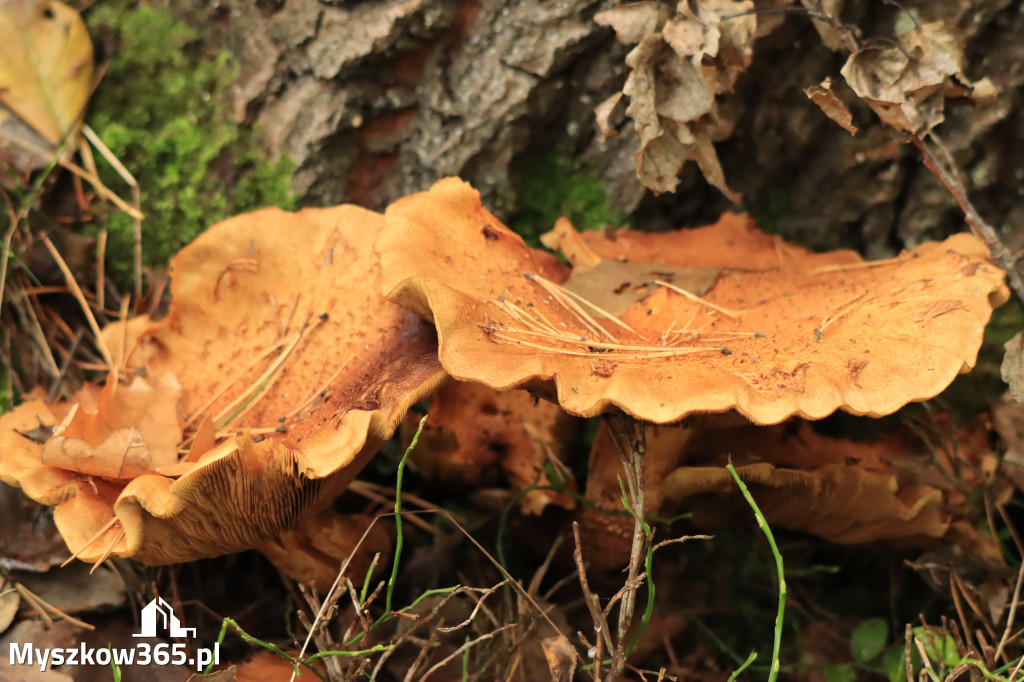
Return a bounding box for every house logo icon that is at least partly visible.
[133,597,197,638]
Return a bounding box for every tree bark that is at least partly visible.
[190,0,1024,257]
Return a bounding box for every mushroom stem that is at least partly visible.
[604,411,648,678]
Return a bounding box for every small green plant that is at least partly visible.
[727,461,786,682]
[84,3,295,283]
[512,151,625,246]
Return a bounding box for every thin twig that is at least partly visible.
[913,134,1024,306]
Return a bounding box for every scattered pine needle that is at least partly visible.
[523,272,618,341]
[652,279,740,318]
[62,517,120,568]
[217,313,327,429]
[280,355,353,421]
[525,272,638,336]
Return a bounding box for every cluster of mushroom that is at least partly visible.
[0,177,1009,571]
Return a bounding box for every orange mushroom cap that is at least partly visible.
[0,205,446,564]
[377,177,1008,425]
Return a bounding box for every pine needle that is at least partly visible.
[652,279,741,318]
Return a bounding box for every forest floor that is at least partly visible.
[2,1,1024,682]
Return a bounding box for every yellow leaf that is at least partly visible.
[0,0,93,169]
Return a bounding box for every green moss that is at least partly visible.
[84,4,295,283]
[511,152,625,246]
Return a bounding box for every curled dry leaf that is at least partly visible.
[411,381,577,515]
[0,206,445,564]
[0,0,93,173]
[840,22,988,135]
[1001,331,1024,404]
[595,0,754,198]
[805,78,858,136]
[378,178,1007,426]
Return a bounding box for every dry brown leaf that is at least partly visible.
[595,0,753,198]
[540,635,577,682]
[234,654,321,682]
[0,481,68,571]
[839,22,988,135]
[805,78,858,135]
[994,393,1024,494]
[539,216,602,272]
[563,259,720,317]
[595,2,672,45]
[411,381,577,515]
[378,178,1007,426]
[0,205,445,565]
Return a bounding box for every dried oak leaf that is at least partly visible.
[378,178,1007,426]
[410,381,577,515]
[0,0,93,173]
[805,77,858,135]
[595,0,754,198]
[840,22,989,135]
[0,205,445,565]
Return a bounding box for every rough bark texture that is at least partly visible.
[189,0,1023,258]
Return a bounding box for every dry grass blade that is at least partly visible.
[62,517,120,568]
[289,514,390,682]
[11,580,94,631]
[40,234,113,368]
[437,579,510,632]
[81,124,144,303]
[419,623,515,682]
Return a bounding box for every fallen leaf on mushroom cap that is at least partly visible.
[594,0,754,197]
[0,205,446,565]
[409,381,577,515]
[378,178,1007,426]
[0,0,93,173]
